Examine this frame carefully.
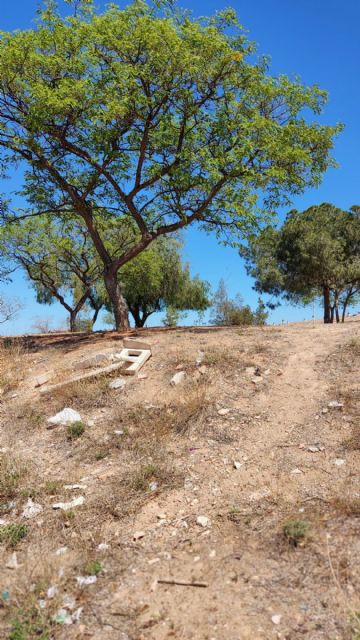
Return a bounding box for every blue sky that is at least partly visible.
[1,0,360,333]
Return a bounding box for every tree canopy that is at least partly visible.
[211,279,268,326]
[241,203,360,323]
[0,0,341,329]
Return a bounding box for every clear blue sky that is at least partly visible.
[1,0,359,333]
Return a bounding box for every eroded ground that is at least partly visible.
[0,321,359,640]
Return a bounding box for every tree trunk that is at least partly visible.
[91,304,102,328]
[104,270,129,331]
[69,310,77,332]
[323,286,331,324]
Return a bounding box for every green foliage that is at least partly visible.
[0,523,28,547]
[83,559,102,576]
[241,203,360,322]
[9,605,50,640]
[211,280,268,326]
[66,421,85,439]
[0,1,341,329]
[282,519,309,546]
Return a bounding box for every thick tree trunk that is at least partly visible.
[323,286,331,324]
[104,270,129,331]
[91,305,102,327]
[69,310,77,332]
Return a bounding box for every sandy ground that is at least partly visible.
[0,320,359,640]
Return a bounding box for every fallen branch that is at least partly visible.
[157,579,208,588]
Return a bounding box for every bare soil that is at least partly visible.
[0,320,359,640]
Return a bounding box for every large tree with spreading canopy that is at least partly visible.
[0,0,341,329]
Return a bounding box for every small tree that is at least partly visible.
[0,1,341,330]
[241,203,360,323]
[211,280,267,326]
[0,217,103,331]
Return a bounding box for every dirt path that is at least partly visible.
[1,321,359,640]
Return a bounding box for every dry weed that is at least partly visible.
[0,342,26,391]
[0,452,28,500]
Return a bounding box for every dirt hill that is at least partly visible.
[0,320,359,640]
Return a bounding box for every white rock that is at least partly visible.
[6,552,19,570]
[55,547,68,556]
[233,461,242,470]
[109,377,126,390]
[87,419,95,427]
[334,458,345,466]
[133,530,145,541]
[271,614,282,625]
[97,543,109,551]
[47,585,58,599]
[47,408,81,427]
[52,496,85,511]
[218,408,230,416]
[196,515,210,528]
[291,468,303,475]
[76,575,97,587]
[170,371,186,386]
[114,430,124,436]
[307,446,320,453]
[328,400,344,409]
[64,484,86,490]
[149,481,158,491]
[22,498,43,519]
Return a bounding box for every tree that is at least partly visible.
[0,296,21,325]
[241,203,360,323]
[0,217,103,331]
[118,238,210,327]
[0,1,341,330]
[210,279,268,326]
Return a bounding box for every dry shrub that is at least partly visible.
[0,452,28,500]
[0,341,26,391]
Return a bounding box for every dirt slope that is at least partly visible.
[0,320,359,640]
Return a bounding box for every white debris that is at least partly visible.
[6,552,19,570]
[97,543,109,551]
[76,575,97,587]
[149,481,158,491]
[196,515,210,528]
[22,498,43,519]
[291,468,303,475]
[109,377,126,390]
[307,446,320,453]
[233,461,242,470]
[64,484,86,490]
[196,351,205,365]
[87,419,95,427]
[56,547,68,556]
[170,371,186,386]
[218,408,230,416]
[133,530,145,541]
[63,594,76,610]
[114,430,124,436]
[271,614,282,625]
[328,400,344,409]
[53,608,73,625]
[52,496,85,511]
[47,408,81,427]
[334,458,345,466]
[47,585,58,599]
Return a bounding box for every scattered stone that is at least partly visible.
[76,575,97,587]
[64,484,86,490]
[47,408,82,427]
[56,547,68,556]
[109,377,126,390]
[87,419,95,427]
[245,367,256,376]
[307,446,320,453]
[47,586,58,599]
[22,498,43,519]
[170,371,186,386]
[328,400,344,409]
[291,468,303,475]
[148,558,160,565]
[198,365,207,375]
[63,594,77,610]
[321,407,329,414]
[233,461,242,470]
[271,614,282,625]
[53,609,73,625]
[133,530,145,541]
[34,373,52,388]
[52,496,85,511]
[138,373,148,380]
[149,481,158,492]
[97,543,109,551]
[6,552,19,570]
[196,515,210,528]
[334,458,345,466]
[252,377,263,384]
[218,408,230,416]
[114,430,124,436]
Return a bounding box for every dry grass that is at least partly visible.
[0,342,26,392]
[43,375,112,411]
[0,453,28,500]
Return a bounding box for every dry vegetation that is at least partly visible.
[0,322,359,639]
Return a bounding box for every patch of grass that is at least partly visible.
[133,463,160,491]
[9,605,51,640]
[66,421,85,440]
[282,519,309,546]
[0,343,26,392]
[0,454,28,499]
[0,523,28,547]
[94,448,110,461]
[83,559,103,576]
[41,480,63,495]
[49,376,111,411]
[348,337,360,355]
